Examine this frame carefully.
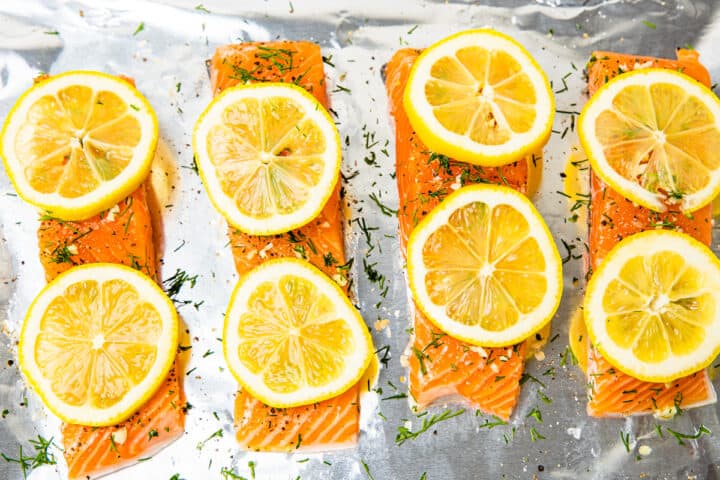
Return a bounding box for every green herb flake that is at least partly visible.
[369,192,398,216]
[529,426,545,442]
[526,406,543,423]
[163,269,198,301]
[196,429,223,450]
[620,430,631,452]
[478,415,507,429]
[361,460,375,480]
[0,436,57,479]
[666,425,711,446]
[395,409,465,445]
[220,467,247,480]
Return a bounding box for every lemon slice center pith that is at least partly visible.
[596,82,720,202]
[237,274,353,394]
[423,200,547,331]
[17,86,142,199]
[37,278,162,409]
[207,96,326,219]
[602,251,712,363]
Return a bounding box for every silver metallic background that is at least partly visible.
[1,1,720,478]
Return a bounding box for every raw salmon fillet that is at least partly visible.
[34,76,184,478]
[385,48,534,420]
[38,185,156,282]
[585,49,717,417]
[209,41,361,451]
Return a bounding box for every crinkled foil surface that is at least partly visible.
[2,1,720,479]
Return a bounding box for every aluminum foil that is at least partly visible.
[2,1,720,479]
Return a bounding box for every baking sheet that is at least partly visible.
[2,0,720,479]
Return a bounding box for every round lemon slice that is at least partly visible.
[223,258,373,408]
[579,68,720,213]
[19,264,178,426]
[193,83,341,235]
[1,71,158,220]
[403,29,554,166]
[585,230,720,382]
[407,184,562,346]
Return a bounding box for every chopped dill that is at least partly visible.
[196,429,223,450]
[529,426,546,442]
[1,436,57,480]
[620,430,631,452]
[361,460,375,480]
[368,192,397,216]
[163,269,198,300]
[395,409,465,445]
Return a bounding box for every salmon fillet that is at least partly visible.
[38,185,156,282]
[34,77,184,478]
[39,186,186,479]
[61,364,185,478]
[234,384,360,452]
[208,41,360,451]
[585,49,716,417]
[385,48,534,420]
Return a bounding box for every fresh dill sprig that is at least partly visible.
[666,425,711,446]
[220,467,247,480]
[163,269,198,300]
[368,192,397,216]
[1,435,57,480]
[395,409,465,445]
[196,429,223,450]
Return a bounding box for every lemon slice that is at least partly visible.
[1,71,158,220]
[223,258,373,408]
[19,264,178,426]
[193,83,341,235]
[568,307,588,373]
[403,29,554,166]
[584,230,720,382]
[407,184,562,346]
[579,68,720,213]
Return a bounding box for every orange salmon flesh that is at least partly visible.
[209,41,361,452]
[385,48,536,420]
[585,49,716,417]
